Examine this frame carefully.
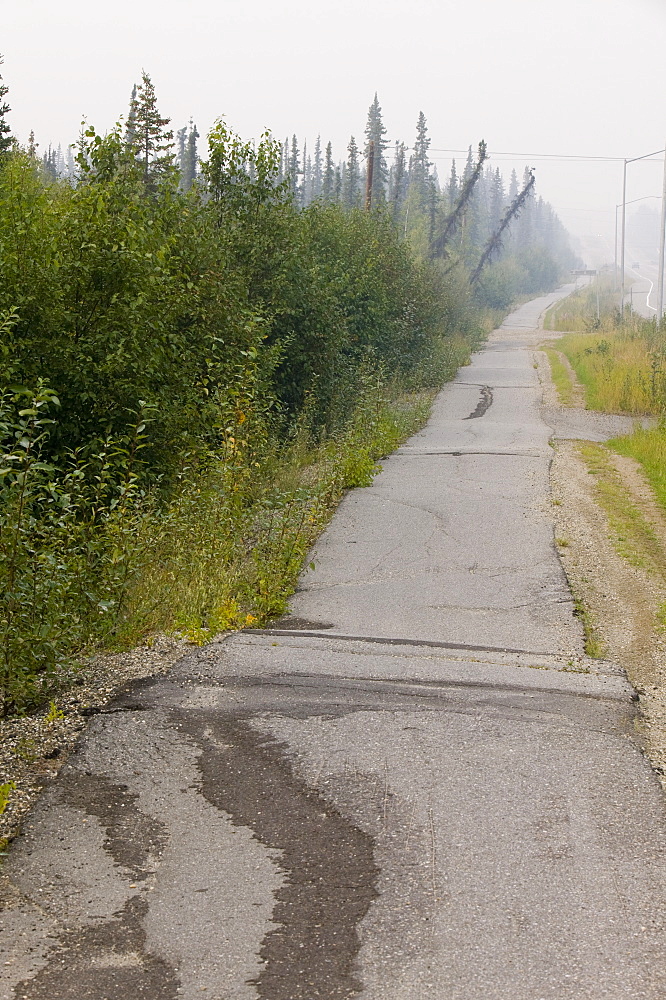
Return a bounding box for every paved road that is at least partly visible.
[577,230,658,319]
[2,292,666,999]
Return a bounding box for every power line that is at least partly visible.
[425,148,663,164]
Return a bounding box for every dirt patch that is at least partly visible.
[550,442,666,779]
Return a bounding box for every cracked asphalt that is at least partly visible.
[2,290,665,999]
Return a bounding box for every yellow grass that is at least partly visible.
[555,329,665,415]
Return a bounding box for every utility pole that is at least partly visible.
[658,142,666,325]
[365,140,374,212]
[596,271,600,323]
[614,205,619,291]
[621,159,627,317]
[616,197,659,295]
[619,148,665,319]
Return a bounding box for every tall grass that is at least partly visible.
[543,279,618,332]
[544,273,666,415]
[546,280,666,522]
[553,329,666,415]
[543,348,575,406]
[123,380,436,646]
[610,427,666,513]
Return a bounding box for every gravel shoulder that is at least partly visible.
[536,344,666,781]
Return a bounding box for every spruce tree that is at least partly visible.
[303,149,313,206]
[459,146,481,255]
[312,135,322,200]
[508,169,519,201]
[125,84,138,149]
[334,165,342,205]
[323,141,334,202]
[390,141,407,218]
[126,71,175,192]
[288,134,300,199]
[280,137,290,183]
[447,160,458,210]
[514,166,535,250]
[176,126,187,177]
[65,143,75,179]
[489,168,504,232]
[364,93,388,205]
[411,111,431,199]
[0,56,12,156]
[42,145,59,181]
[344,135,360,209]
[182,120,199,192]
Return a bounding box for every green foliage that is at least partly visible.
[543,280,618,333]
[0,110,485,715]
[579,441,666,579]
[611,427,666,516]
[122,373,436,644]
[473,258,528,310]
[553,324,666,416]
[0,56,11,157]
[0,381,156,713]
[45,700,65,723]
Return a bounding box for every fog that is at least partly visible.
[4,0,666,258]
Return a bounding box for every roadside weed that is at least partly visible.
[0,782,15,818]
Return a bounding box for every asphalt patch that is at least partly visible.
[177,711,379,999]
[463,384,493,419]
[60,771,168,879]
[13,896,179,999]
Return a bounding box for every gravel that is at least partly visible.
[535,346,666,782]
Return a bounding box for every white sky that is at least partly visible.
[4,0,666,253]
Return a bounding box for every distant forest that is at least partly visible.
[34,85,578,308]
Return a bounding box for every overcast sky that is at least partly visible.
[4,0,666,254]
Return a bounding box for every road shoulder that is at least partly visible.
[536,344,666,781]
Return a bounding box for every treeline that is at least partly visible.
[277,96,579,306]
[0,66,575,714]
[31,84,578,309]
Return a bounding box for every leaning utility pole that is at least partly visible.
[430,140,487,258]
[365,141,375,211]
[469,170,536,285]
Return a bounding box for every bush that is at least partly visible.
[0,126,482,714]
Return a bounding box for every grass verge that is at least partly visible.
[577,442,666,577]
[544,348,575,405]
[609,426,666,512]
[542,280,617,332]
[120,382,437,648]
